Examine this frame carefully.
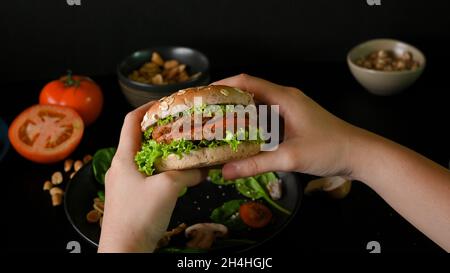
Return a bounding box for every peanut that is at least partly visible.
[64,159,74,172]
[74,160,83,172]
[51,171,63,185]
[43,180,53,191]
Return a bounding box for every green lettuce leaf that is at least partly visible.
[135,128,263,176]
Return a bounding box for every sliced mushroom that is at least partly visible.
[185,223,228,250]
[156,223,187,249]
[266,179,282,200]
[304,176,352,199]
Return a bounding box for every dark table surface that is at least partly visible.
[2,62,448,253]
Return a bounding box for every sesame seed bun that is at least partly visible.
[140,85,254,131]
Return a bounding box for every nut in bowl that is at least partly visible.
[118,46,210,107]
[347,39,426,96]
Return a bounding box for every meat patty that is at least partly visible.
[152,113,251,143]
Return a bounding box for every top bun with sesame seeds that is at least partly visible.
[140,85,254,131]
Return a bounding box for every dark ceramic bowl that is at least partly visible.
[117,46,210,107]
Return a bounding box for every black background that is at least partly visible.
[1,0,450,81]
[1,0,450,254]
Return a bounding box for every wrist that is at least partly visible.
[98,214,158,253]
[98,228,157,253]
[345,126,384,184]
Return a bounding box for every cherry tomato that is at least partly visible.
[239,202,273,228]
[39,71,103,126]
[8,104,84,163]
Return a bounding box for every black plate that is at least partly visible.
[64,162,302,252]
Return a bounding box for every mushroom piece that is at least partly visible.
[156,223,188,249]
[266,179,283,200]
[304,176,352,199]
[185,223,228,250]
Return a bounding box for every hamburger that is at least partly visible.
[135,85,263,175]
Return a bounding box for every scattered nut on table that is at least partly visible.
[64,159,74,172]
[69,172,76,179]
[74,160,83,172]
[43,180,53,191]
[49,187,64,206]
[51,171,63,185]
[46,153,94,208]
[83,154,92,164]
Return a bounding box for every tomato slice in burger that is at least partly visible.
[8,104,84,163]
[239,202,273,228]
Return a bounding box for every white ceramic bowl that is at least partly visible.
[347,39,426,96]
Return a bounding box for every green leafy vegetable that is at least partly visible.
[135,131,262,176]
[235,177,265,199]
[97,190,105,202]
[143,126,154,139]
[93,147,117,185]
[178,186,187,197]
[210,199,247,230]
[236,178,291,215]
[256,172,278,188]
[224,130,241,152]
[156,115,174,126]
[207,170,291,215]
[208,169,236,185]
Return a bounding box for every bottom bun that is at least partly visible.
[154,142,261,172]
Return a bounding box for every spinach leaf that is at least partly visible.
[97,190,105,202]
[256,172,278,188]
[236,178,291,215]
[208,170,291,215]
[235,177,265,199]
[208,169,236,185]
[93,147,116,185]
[210,199,246,230]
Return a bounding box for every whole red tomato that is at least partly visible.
[39,71,103,126]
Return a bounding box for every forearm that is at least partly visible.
[349,127,450,251]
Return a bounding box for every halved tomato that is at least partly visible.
[239,202,273,228]
[8,104,84,163]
